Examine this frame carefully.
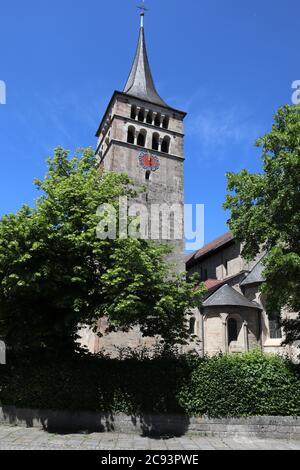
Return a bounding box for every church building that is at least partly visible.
[95,8,185,273]
[81,9,298,359]
[186,232,299,359]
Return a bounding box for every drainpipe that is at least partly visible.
[200,308,205,357]
[258,310,263,350]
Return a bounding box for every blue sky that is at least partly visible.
[0,0,299,249]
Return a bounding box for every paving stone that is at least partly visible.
[0,424,300,450]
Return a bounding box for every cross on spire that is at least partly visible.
[138,0,148,27]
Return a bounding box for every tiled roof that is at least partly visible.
[204,279,225,290]
[186,232,235,267]
[204,272,246,291]
[203,284,262,310]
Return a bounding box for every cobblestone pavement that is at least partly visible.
[0,425,299,450]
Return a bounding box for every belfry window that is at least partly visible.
[152,133,159,151]
[138,108,145,122]
[146,111,153,124]
[162,116,169,129]
[131,105,137,120]
[137,130,147,147]
[127,126,135,144]
[154,113,161,127]
[161,136,170,153]
[228,318,238,344]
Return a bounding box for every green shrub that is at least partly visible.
[1,350,300,417]
[178,350,300,417]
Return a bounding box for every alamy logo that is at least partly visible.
[0,341,6,365]
[96,198,205,251]
[0,80,6,105]
[291,80,300,105]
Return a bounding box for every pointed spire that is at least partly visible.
[123,7,168,107]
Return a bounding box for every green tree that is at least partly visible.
[0,147,204,354]
[224,105,300,343]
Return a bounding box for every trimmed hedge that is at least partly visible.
[1,350,300,417]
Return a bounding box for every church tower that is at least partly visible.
[95,8,186,271]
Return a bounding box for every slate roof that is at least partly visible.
[203,284,262,310]
[240,258,266,286]
[123,25,168,107]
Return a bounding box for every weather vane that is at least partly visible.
[138,0,148,27]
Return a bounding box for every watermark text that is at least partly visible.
[0,80,6,105]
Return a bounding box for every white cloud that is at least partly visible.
[186,106,259,160]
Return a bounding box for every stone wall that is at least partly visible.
[1,406,300,438]
[203,306,261,356]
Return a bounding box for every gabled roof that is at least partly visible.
[204,272,248,293]
[186,232,235,267]
[203,284,262,310]
[123,24,168,107]
[204,279,225,290]
[240,258,266,286]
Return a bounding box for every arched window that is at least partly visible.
[145,170,151,181]
[152,133,160,151]
[269,319,282,339]
[228,318,238,344]
[127,126,135,144]
[189,318,196,335]
[161,136,170,153]
[138,108,145,122]
[162,116,169,129]
[131,105,137,120]
[154,113,161,127]
[137,130,147,147]
[146,111,153,124]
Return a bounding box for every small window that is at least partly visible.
[269,319,282,339]
[145,170,151,181]
[161,136,170,153]
[146,111,153,125]
[224,260,228,276]
[138,108,145,122]
[162,116,169,129]
[137,130,146,147]
[189,318,196,335]
[201,268,208,282]
[127,126,135,144]
[154,113,161,127]
[131,105,137,120]
[152,133,159,151]
[228,318,238,344]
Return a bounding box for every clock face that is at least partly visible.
[139,152,160,171]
